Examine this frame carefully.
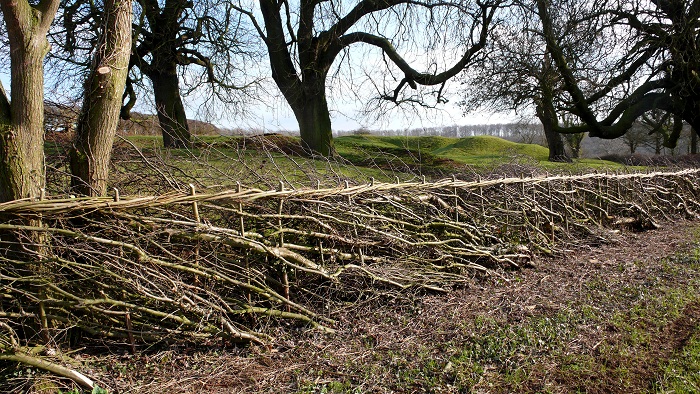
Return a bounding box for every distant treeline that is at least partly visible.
[335,124,542,140]
[336,123,699,159]
[45,103,698,159]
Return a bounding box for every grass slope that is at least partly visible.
[335,134,551,166]
[125,133,621,172]
[105,133,626,194]
[336,134,624,172]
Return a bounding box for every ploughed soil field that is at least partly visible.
[35,220,700,393]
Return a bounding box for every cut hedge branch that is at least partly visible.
[0,348,94,389]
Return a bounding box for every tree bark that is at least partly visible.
[0,0,59,203]
[537,110,571,162]
[149,67,192,148]
[0,0,60,345]
[0,49,45,202]
[535,53,570,163]
[0,51,45,203]
[570,139,581,158]
[70,0,132,196]
[290,79,334,156]
[128,0,192,149]
[691,128,698,154]
[655,135,662,155]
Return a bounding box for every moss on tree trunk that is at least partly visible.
[70,0,132,196]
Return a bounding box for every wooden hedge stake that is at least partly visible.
[38,188,50,344]
[190,184,200,224]
[453,174,459,222]
[548,182,555,244]
[478,175,485,218]
[190,184,202,286]
[126,311,136,354]
[237,182,251,305]
[532,181,539,231]
[597,177,603,221]
[564,180,570,232]
[345,180,351,205]
[278,181,290,311]
[236,182,245,236]
[316,180,324,264]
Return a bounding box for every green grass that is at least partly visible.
[121,134,627,173]
[127,133,624,167]
[657,335,700,393]
[104,133,632,194]
[334,134,627,171]
[335,134,552,166]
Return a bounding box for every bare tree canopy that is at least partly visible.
[460,0,578,161]
[50,0,260,148]
[535,0,700,146]
[230,0,503,156]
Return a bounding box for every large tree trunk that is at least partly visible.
[543,123,569,162]
[0,7,53,202]
[0,0,60,345]
[536,105,571,163]
[259,0,335,156]
[291,89,334,156]
[70,0,132,196]
[682,112,700,154]
[0,52,45,202]
[537,54,570,163]
[563,133,583,159]
[149,66,191,149]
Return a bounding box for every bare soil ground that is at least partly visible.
[29,220,700,393]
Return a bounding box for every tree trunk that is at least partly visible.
[149,67,191,148]
[536,105,570,163]
[0,0,60,345]
[563,133,583,159]
[292,91,334,156]
[692,128,698,154]
[570,141,581,159]
[655,135,662,155]
[70,0,132,196]
[536,54,570,163]
[259,0,336,156]
[0,29,50,202]
[0,0,59,202]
